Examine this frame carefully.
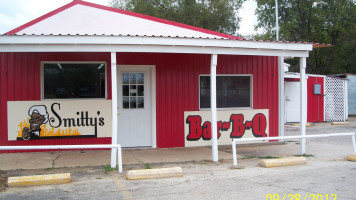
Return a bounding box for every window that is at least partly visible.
[43,62,106,99]
[122,72,144,109]
[200,75,252,109]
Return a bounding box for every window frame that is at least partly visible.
[198,74,253,110]
[41,61,108,100]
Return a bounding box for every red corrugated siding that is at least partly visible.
[0,52,112,153]
[307,76,324,122]
[1,52,279,151]
[117,53,279,148]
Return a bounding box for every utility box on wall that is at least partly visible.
[314,84,321,95]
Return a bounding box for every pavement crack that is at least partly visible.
[52,155,60,167]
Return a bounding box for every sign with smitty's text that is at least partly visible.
[7,100,112,141]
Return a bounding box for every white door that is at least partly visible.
[117,66,152,147]
[285,81,301,122]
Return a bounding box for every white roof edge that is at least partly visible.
[0,35,314,51]
[285,72,326,78]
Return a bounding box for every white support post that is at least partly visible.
[352,134,356,153]
[278,56,285,138]
[211,54,218,162]
[117,144,123,173]
[111,52,118,168]
[300,57,307,155]
[275,0,279,41]
[232,140,237,166]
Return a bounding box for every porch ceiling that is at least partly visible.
[0,35,313,57]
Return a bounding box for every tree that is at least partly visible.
[109,0,245,35]
[254,0,356,74]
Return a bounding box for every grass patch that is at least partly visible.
[295,154,314,158]
[242,155,279,159]
[104,164,118,173]
[259,156,280,159]
[144,163,152,169]
[285,140,299,143]
[242,155,257,159]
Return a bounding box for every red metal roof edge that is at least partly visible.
[5,0,242,40]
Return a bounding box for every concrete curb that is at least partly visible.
[259,157,307,168]
[331,122,349,125]
[347,154,356,162]
[291,123,312,127]
[8,173,71,187]
[126,167,183,180]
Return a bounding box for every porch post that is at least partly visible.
[111,52,118,168]
[300,57,307,155]
[210,54,218,162]
[278,56,285,138]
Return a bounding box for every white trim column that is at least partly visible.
[278,56,285,138]
[111,52,118,167]
[210,54,218,162]
[300,57,307,155]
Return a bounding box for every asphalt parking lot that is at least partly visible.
[1,118,356,200]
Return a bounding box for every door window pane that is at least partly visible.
[123,97,130,108]
[130,73,136,84]
[130,97,137,108]
[137,85,144,96]
[123,85,129,96]
[137,73,144,84]
[122,73,129,84]
[130,85,137,96]
[138,97,144,108]
[122,72,144,109]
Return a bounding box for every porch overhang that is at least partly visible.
[0,35,312,57]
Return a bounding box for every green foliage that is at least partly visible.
[144,163,152,169]
[295,154,314,158]
[104,164,118,173]
[109,0,245,35]
[242,155,280,159]
[254,0,356,74]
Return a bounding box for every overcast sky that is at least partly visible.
[0,0,258,35]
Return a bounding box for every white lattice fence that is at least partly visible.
[324,77,348,121]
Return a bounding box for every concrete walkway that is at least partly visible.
[0,146,235,170]
[1,118,356,171]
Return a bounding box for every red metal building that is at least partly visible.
[0,0,313,157]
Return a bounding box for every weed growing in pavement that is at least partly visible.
[242,155,279,159]
[295,154,314,158]
[144,163,152,169]
[260,156,280,159]
[104,164,118,173]
[242,155,257,159]
[285,140,299,143]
